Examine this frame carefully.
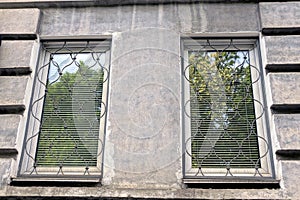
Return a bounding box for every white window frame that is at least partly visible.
[17,40,111,181]
[182,38,273,180]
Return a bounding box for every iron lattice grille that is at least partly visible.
[24,41,110,176]
[184,39,268,177]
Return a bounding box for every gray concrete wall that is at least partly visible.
[39,3,259,36]
[0,0,265,8]
[0,1,299,199]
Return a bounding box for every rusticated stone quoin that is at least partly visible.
[260,2,300,29]
[264,36,300,65]
[0,9,40,34]
[0,115,21,149]
[269,73,300,105]
[0,159,12,187]
[0,77,29,106]
[281,161,300,197]
[274,114,300,150]
[0,41,35,70]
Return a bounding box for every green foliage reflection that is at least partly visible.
[36,58,104,167]
[189,51,260,168]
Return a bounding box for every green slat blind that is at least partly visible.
[36,54,105,167]
[189,51,260,169]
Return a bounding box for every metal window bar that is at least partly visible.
[183,39,269,177]
[21,40,110,177]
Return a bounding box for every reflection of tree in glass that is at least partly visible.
[36,59,104,167]
[189,51,260,169]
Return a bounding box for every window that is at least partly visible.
[182,38,273,181]
[18,40,110,181]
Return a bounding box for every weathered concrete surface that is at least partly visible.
[102,28,182,189]
[182,3,259,33]
[0,115,21,149]
[0,2,295,199]
[2,186,286,199]
[0,9,40,34]
[40,3,259,37]
[264,36,300,65]
[0,41,35,69]
[0,77,29,105]
[0,0,261,8]
[274,114,300,150]
[281,161,300,198]
[269,73,300,105]
[0,159,12,188]
[260,2,300,29]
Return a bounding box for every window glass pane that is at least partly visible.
[188,51,260,169]
[36,52,105,167]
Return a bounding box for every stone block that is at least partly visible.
[0,159,12,187]
[281,161,300,199]
[0,115,21,149]
[260,2,300,29]
[0,9,40,34]
[0,41,35,69]
[41,5,177,36]
[274,114,300,149]
[40,3,258,37]
[265,36,300,65]
[178,3,259,33]
[0,77,29,105]
[41,7,124,36]
[269,73,300,105]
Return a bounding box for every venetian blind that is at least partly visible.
[188,49,261,169]
[35,50,106,167]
